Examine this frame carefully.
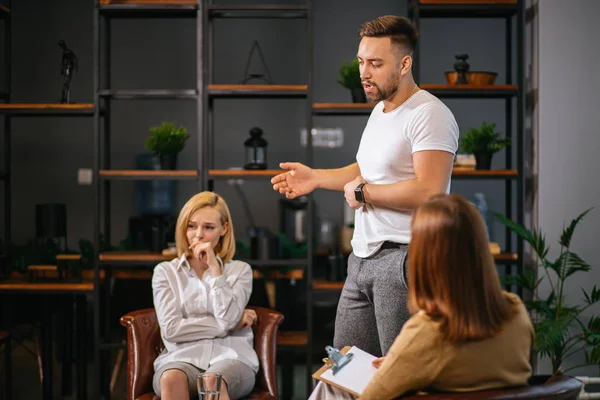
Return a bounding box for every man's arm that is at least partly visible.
[315,162,361,192]
[362,150,454,210]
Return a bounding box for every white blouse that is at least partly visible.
[152,254,259,373]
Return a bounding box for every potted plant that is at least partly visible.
[459,121,510,170]
[145,121,189,170]
[492,208,600,376]
[337,59,365,103]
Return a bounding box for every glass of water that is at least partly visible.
[197,372,222,400]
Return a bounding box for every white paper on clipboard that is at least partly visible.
[320,346,378,396]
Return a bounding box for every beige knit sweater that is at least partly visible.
[359,292,534,400]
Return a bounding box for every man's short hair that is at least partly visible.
[358,15,419,57]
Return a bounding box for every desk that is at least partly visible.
[0,280,93,399]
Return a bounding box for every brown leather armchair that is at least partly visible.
[119,306,284,400]
[401,375,582,400]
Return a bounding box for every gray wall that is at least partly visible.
[534,0,600,376]
[1,0,515,253]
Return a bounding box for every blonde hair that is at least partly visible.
[175,191,236,263]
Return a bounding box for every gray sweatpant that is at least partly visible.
[333,242,411,357]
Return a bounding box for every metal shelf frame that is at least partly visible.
[408,0,526,288]
[92,2,205,398]
[203,0,314,394]
[1,0,11,280]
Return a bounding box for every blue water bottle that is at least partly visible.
[473,192,490,239]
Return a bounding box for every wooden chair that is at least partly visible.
[120,306,284,400]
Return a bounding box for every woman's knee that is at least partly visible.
[160,369,188,389]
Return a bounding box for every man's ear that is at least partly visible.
[400,55,413,76]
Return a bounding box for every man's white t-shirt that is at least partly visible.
[352,90,459,258]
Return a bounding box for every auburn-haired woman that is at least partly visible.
[310,194,533,400]
[152,192,258,400]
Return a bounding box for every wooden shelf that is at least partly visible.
[313,279,344,291]
[57,254,83,261]
[254,269,304,280]
[0,281,94,292]
[99,89,197,99]
[208,4,308,19]
[312,103,375,115]
[495,252,518,262]
[99,3,198,16]
[27,265,58,272]
[13,267,151,281]
[421,84,519,98]
[414,0,518,18]
[99,170,198,179]
[315,249,515,263]
[419,0,516,4]
[277,330,307,347]
[208,84,307,98]
[451,168,517,178]
[244,259,308,267]
[0,103,95,115]
[209,169,282,178]
[313,85,519,112]
[99,251,171,263]
[100,0,197,4]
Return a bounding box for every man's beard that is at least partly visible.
[364,73,400,102]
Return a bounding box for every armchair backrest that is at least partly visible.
[120,306,284,400]
[120,308,163,400]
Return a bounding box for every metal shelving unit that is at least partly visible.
[408,0,526,283]
[92,1,203,398]
[202,1,315,395]
[0,2,10,279]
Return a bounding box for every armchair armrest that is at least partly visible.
[120,308,163,400]
[248,306,284,398]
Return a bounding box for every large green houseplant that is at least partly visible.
[337,59,365,103]
[493,209,600,375]
[145,121,189,170]
[459,121,510,170]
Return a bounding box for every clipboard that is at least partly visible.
[312,346,378,397]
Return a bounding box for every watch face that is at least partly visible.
[354,187,364,203]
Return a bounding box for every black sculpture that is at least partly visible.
[240,40,273,85]
[453,53,470,85]
[59,40,78,103]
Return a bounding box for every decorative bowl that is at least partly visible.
[445,71,498,85]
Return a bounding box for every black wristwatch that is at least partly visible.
[354,183,367,203]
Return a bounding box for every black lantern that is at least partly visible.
[244,127,268,170]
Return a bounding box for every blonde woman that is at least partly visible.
[152,192,258,400]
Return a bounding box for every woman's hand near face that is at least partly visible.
[189,241,222,276]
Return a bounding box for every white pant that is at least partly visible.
[308,381,356,400]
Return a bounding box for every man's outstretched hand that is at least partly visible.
[271,162,317,199]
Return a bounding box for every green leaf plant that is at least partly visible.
[492,208,600,375]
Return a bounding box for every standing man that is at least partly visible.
[271,15,459,357]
